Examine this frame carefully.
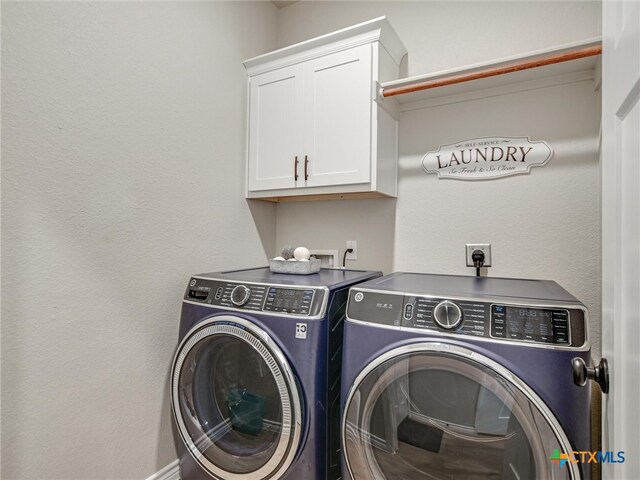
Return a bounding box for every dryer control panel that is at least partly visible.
[347,290,586,349]
[491,304,569,344]
[185,277,324,317]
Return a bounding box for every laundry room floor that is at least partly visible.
[372,436,506,479]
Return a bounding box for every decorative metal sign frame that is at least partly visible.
[422,136,553,180]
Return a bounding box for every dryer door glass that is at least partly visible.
[343,345,579,480]
[172,320,301,479]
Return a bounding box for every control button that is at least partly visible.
[354,292,364,302]
[404,304,413,320]
[230,285,251,307]
[215,287,223,300]
[433,300,463,330]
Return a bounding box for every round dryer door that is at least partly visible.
[171,316,302,480]
[343,343,580,480]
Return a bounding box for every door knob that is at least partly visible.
[572,357,609,394]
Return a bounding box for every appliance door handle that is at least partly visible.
[294,156,299,181]
[304,155,309,181]
[572,357,609,394]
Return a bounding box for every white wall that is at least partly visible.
[274,0,602,355]
[277,1,602,76]
[276,198,397,273]
[395,80,601,337]
[1,2,604,478]
[1,2,277,479]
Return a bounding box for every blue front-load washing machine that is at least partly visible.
[341,272,593,480]
[171,267,381,480]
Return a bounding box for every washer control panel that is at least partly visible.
[185,278,323,317]
[263,287,315,315]
[491,304,569,344]
[406,296,490,339]
[347,289,586,348]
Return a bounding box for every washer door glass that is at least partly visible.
[172,319,301,479]
[343,344,578,480]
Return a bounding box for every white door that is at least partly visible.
[248,64,304,192]
[303,44,372,188]
[601,1,640,477]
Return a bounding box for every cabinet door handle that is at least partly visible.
[294,156,299,181]
[304,155,309,181]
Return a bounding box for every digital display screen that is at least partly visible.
[263,287,313,315]
[272,289,305,309]
[507,307,552,336]
[492,305,569,344]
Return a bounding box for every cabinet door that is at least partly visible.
[248,64,304,192]
[303,44,372,188]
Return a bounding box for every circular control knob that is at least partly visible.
[230,285,251,306]
[433,300,463,330]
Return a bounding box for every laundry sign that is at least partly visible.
[422,136,553,180]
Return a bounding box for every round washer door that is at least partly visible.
[343,343,580,480]
[171,316,302,480]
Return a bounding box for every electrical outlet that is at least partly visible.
[346,240,357,261]
[466,244,492,267]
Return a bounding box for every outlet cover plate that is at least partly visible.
[346,240,357,261]
[466,244,492,267]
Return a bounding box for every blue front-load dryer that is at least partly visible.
[171,267,381,480]
[341,272,592,480]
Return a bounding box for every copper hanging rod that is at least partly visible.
[382,44,602,98]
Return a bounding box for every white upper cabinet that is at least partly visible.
[303,44,372,189]
[248,64,304,192]
[243,17,406,201]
